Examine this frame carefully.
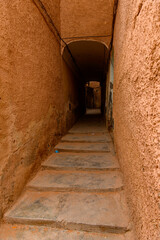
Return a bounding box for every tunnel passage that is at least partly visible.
[62,40,108,116]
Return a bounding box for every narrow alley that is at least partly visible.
[0,1,159,239]
[0,111,133,239]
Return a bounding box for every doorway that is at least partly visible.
[85,81,101,111]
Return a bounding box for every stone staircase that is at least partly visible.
[0,114,133,239]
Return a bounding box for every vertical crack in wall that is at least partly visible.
[32,0,82,76]
[32,0,62,44]
[109,0,119,51]
[133,2,144,29]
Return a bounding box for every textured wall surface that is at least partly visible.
[0,0,61,217]
[0,0,80,218]
[61,58,85,130]
[60,0,114,47]
[113,0,160,239]
[40,0,60,31]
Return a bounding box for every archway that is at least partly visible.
[62,40,109,116]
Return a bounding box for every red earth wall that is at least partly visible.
[113,1,159,239]
[0,0,81,218]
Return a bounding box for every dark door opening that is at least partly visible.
[85,81,101,111]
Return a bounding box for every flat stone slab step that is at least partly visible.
[5,191,130,234]
[69,126,107,134]
[61,133,112,143]
[42,153,119,171]
[0,224,134,240]
[68,115,107,134]
[55,142,110,153]
[27,170,123,192]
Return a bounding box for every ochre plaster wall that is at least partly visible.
[40,0,61,31]
[113,1,159,239]
[0,0,80,218]
[60,0,114,47]
[61,59,85,130]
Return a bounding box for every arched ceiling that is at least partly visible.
[63,41,108,82]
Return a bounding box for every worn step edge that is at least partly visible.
[26,185,124,193]
[68,131,109,134]
[67,132,109,135]
[41,165,120,171]
[61,140,112,143]
[0,223,134,240]
[4,217,130,234]
[54,148,110,153]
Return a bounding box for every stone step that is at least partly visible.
[4,191,130,234]
[69,126,108,134]
[0,224,134,240]
[68,115,107,134]
[61,133,112,143]
[54,142,110,153]
[42,153,119,171]
[27,170,123,192]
